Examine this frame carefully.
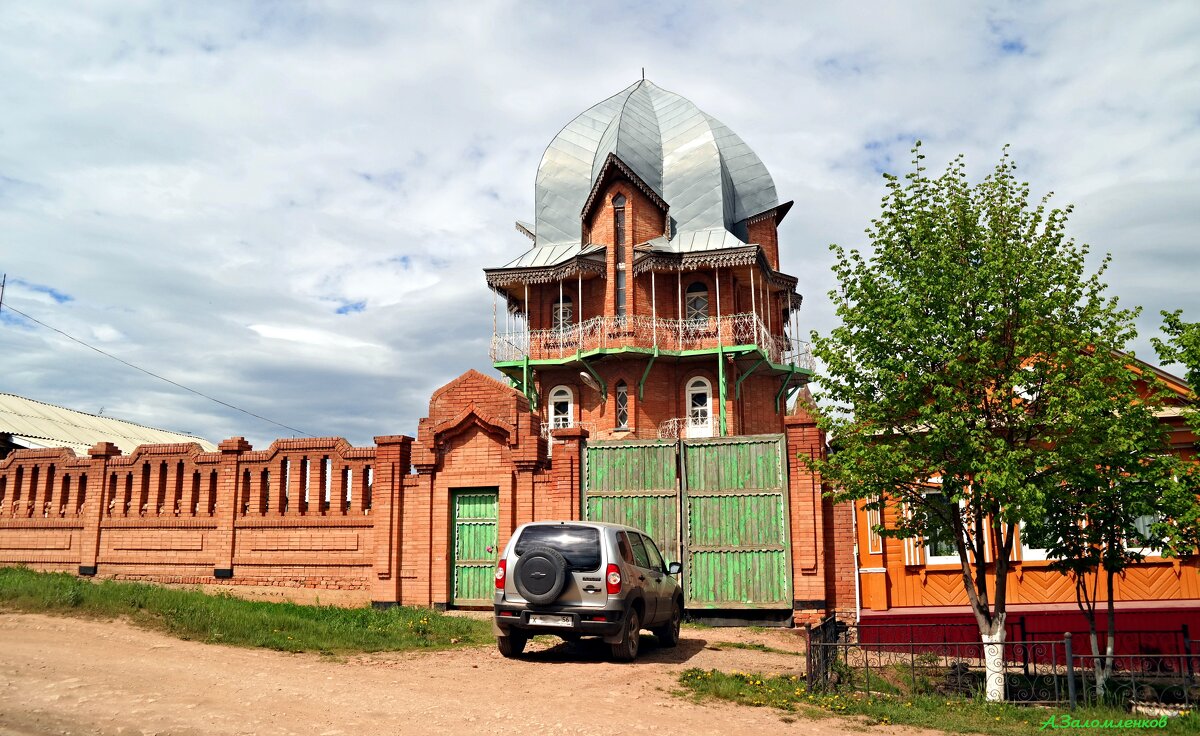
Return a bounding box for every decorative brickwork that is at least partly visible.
[0,370,857,621]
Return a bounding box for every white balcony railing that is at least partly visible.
[490,312,815,370]
[656,417,716,440]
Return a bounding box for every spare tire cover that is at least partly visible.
[513,546,569,605]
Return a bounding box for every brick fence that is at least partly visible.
[0,369,846,619]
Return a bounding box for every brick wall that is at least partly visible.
[0,369,855,620]
[534,360,792,441]
[747,215,780,270]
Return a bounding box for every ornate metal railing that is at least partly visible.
[656,417,714,440]
[490,312,814,370]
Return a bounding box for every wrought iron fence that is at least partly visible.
[1074,650,1199,709]
[856,619,1194,662]
[806,617,1200,709]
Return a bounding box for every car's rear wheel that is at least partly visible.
[497,631,528,658]
[610,608,640,662]
[653,601,682,647]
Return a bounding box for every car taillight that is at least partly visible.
[606,563,622,594]
[495,559,506,590]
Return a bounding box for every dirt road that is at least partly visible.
[0,613,930,736]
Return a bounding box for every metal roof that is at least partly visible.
[0,393,217,455]
[531,79,780,252]
[500,243,605,269]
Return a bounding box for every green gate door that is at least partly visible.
[584,440,680,565]
[681,435,792,609]
[451,488,499,606]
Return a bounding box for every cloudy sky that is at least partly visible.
[2,2,1198,449]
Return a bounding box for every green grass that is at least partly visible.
[0,566,493,654]
[706,641,802,657]
[677,668,1200,735]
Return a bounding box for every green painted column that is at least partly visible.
[717,345,727,436]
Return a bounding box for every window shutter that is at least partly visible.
[865,499,883,555]
[901,502,925,566]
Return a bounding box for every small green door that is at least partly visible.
[451,488,499,606]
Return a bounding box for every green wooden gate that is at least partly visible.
[681,435,792,609]
[451,488,499,606]
[583,440,680,565]
[582,435,792,610]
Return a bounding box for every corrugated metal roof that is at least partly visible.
[0,393,217,455]
[530,79,779,252]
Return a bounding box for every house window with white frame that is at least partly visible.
[922,491,960,565]
[686,377,712,438]
[549,385,574,429]
[1019,519,1054,561]
[1129,513,1162,557]
[615,380,629,430]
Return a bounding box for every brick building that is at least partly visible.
[0,80,855,624]
[484,79,814,442]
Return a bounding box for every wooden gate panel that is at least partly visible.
[682,435,792,609]
[584,440,679,566]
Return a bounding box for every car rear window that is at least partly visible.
[514,525,601,572]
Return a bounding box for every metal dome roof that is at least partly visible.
[532,79,779,249]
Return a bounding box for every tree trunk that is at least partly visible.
[1101,568,1118,698]
[979,614,1007,702]
[1089,627,1106,699]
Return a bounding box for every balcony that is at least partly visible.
[490,312,815,369]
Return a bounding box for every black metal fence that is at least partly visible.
[805,616,1199,709]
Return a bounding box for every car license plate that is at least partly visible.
[529,614,573,627]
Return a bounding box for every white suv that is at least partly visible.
[492,521,684,661]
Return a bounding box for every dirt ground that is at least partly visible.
[0,612,938,736]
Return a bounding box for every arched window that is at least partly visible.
[552,295,573,331]
[685,282,708,322]
[685,377,712,438]
[615,380,629,429]
[549,386,574,429]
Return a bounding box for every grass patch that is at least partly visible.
[706,641,802,657]
[677,668,1199,735]
[0,566,493,654]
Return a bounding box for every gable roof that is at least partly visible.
[0,393,216,455]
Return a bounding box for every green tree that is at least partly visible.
[808,145,1157,701]
[1153,310,1200,428]
[1031,359,1185,698]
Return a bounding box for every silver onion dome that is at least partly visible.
[532,79,779,250]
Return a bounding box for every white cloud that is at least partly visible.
[1,1,1197,447]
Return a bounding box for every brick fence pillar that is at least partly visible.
[785,414,827,624]
[550,427,588,520]
[372,435,413,606]
[80,442,121,576]
[213,437,251,578]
